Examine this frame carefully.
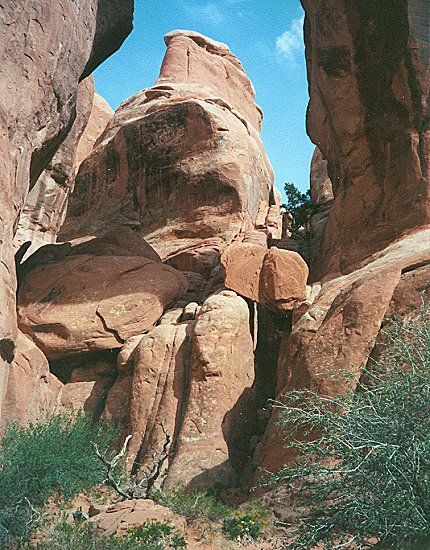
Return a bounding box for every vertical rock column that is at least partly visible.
[301,0,430,280]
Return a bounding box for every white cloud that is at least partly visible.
[184,2,226,26]
[276,17,304,59]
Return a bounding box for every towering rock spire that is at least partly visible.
[62,30,277,260]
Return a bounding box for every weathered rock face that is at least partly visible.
[17,254,187,359]
[75,92,113,171]
[309,147,334,206]
[302,0,430,280]
[165,291,255,489]
[61,30,275,260]
[13,77,95,257]
[260,228,430,473]
[0,111,15,368]
[121,322,192,474]
[257,0,430,482]
[221,244,309,312]
[88,499,186,537]
[14,83,114,260]
[0,0,133,415]
[0,23,285,492]
[2,5,428,504]
[309,147,333,267]
[103,290,256,490]
[1,332,62,428]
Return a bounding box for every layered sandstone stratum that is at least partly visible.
[0,0,429,508]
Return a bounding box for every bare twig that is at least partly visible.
[91,435,132,500]
[134,423,171,498]
[91,424,172,500]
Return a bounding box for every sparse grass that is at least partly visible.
[151,485,230,522]
[152,485,274,545]
[32,518,187,549]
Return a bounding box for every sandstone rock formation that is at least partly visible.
[18,254,187,358]
[14,77,95,257]
[165,291,255,489]
[1,332,62,428]
[59,356,116,418]
[309,147,333,267]
[309,147,333,206]
[88,499,186,537]
[0,0,134,416]
[1,23,291,493]
[302,0,430,280]
[260,228,430,473]
[2,0,429,509]
[75,92,113,171]
[221,244,309,312]
[61,30,277,261]
[14,85,113,260]
[258,2,430,476]
[101,290,256,489]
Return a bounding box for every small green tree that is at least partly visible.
[283,182,317,238]
[270,307,430,549]
[0,412,118,547]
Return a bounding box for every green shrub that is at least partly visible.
[0,412,118,547]
[34,519,186,549]
[126,521,187,549]
[222,514,262,541]
[271,308,430,549]
[152,485,230,522]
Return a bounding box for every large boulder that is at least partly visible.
[221,243,267,302]
[301,0,430,280]
[61,30,276,259]
[17,254,188,359]
[87,499,186,537]
[221,244,309,311]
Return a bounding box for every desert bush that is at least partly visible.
[0,412,118,547]
[270,307,430,549]
[283,182,317,259]
[126,521,187,549]
[222,514,262,541]
[33,519,186,549]
[152,485,230,522]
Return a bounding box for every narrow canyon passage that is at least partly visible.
[0,0,429,501]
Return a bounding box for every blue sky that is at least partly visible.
[94,0,313,198]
